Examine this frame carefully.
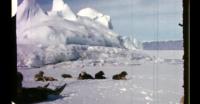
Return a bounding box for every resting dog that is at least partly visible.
[62,74,72,78]
[78,71,94,80]
[112,71,128,80]
[34,71,57,81]
[95,71,106,79]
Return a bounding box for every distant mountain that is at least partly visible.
[142,40,183,50]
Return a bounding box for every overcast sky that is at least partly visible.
[19,0,183,41]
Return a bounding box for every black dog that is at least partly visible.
[95,71,106,79]
[62,74,72,78]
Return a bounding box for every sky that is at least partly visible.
[18,0,183,42]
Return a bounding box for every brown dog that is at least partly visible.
[34,71,57,81]
[78,71,94,80]
[43,76,58,81]
[34,71,45,81]
[112,71,128,80]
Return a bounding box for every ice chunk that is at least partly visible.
[49,0,77,21]
[77,8,113,29]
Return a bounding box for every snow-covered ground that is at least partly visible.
[18,50,183,104]
[17,1,183,104]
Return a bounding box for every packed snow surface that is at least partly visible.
[18,50,184,104]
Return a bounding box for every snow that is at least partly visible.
[145,96,153,101]
[18,50,184,104]
[17,44,149,68]
[17,0,48,26]
[77,8,113,29]
[77,8,102,20]
[17,0,123,48]
[16,1,183,103]
[52,0,68,11]
[48,0,77,21]
[12,0,17,17]
[17,0,143,67]
[16,0,142,51]
[119,88,127,92]
[119,36,143,50]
